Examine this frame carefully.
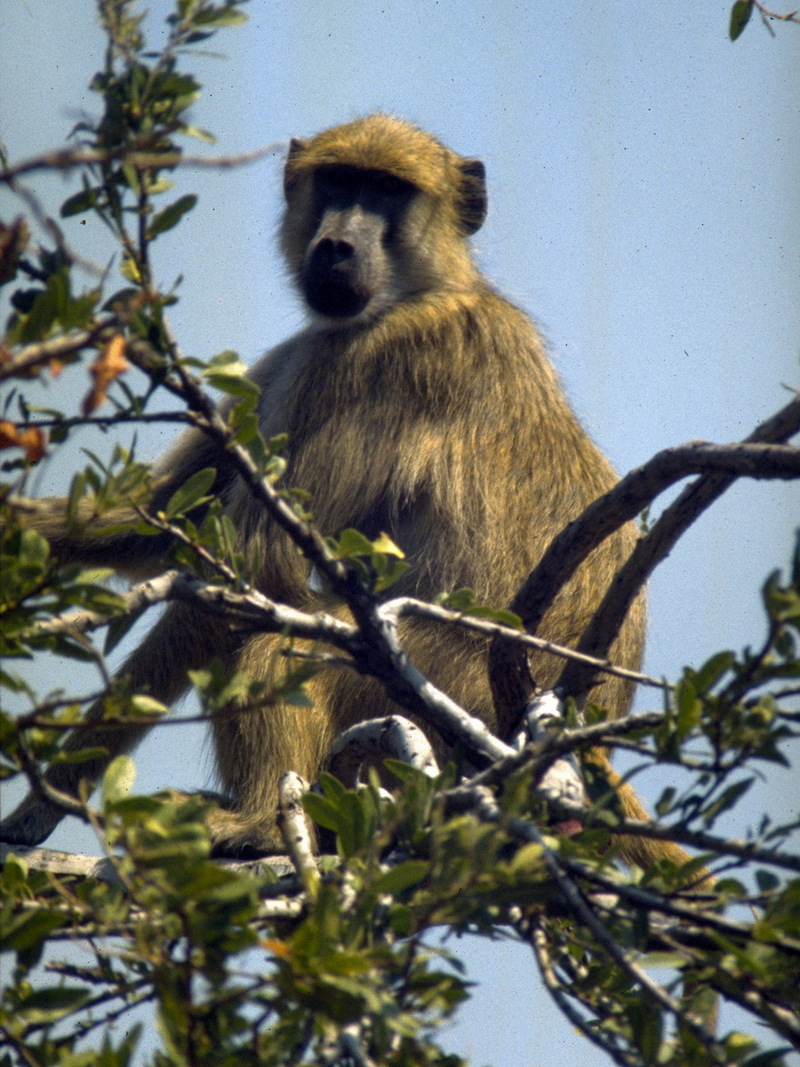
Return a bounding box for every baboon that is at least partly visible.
[2,115,677,866]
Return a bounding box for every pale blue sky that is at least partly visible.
[1,2,798,1063]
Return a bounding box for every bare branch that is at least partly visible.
[258,898,305,920]
[394,596,667,690]
[278,772,319,894]
[0,842,123,884]
[0,842,295,884]
[1,143,285,184]
[752,1,800,25]
[334,1025,379,1067]
[328,715,440,786]
[0,323,113,382]
[30,570,183,638]
[558,394,800,701]
[490,394,800,720]
[510,692,588,829]
[14,410,192,433]
[362,600,513,765]
[529,922,632,1067]
[123,339,357,598]
[595,815,800,874]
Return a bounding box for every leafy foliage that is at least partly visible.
[1,3,799,1066]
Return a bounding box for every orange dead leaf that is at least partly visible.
[0,420,47,463]
[261,938,292,958]
[82,334,130,415]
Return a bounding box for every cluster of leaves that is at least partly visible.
[2,663,798,1067]
[0,767,524,1065]
[0,761,501,1066]
[1,3,799,1066]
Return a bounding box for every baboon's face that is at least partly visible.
[301,164,417,320]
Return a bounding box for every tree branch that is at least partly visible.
[558,394,800,702]
[1,143,285,184]
[0,323,114,382]
[328,715,440,785]
[489,394,800,722]
[278,772,319,896]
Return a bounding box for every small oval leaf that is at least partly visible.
[146,194,198,240]
[164,467,217,519]
[729,0,753,40]
[101,754,136,806]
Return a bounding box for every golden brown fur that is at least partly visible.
[1,115,683,869]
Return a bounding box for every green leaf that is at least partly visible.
[61,186,99,217]
[674,676,701,737]
[2,852,29,888]
[206,374,260,399]
[755,868,780,893]
[15,985,90,1024]
[203,351,258,396]
[303,792,346,835]
[729,0,753,39]
[205,349,245,371]
[146,194,198,240]
[333,528,375,558]
[105,605,145,655]
[121,255,143,284]
[436,587,522,628]
[693,650,735,693]
[317,771,347,801]
[184,124,216,143]
[372,860,430,895]
[18,527,50,571]
[192,5,249,29]
[507,841,545,873]
[369,531,405,558]
[129,695,169,718]
[0,908,65,952]
[627,999,663,1061]
[163,466,216,519]
[53,746,111,765]
[703,778,754,825]
[101,754,136,805]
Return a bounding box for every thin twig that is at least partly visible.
[469,787,725,1059]
[1,143,285,184]
[529,922,634,1067]
[753,1,800,24]
[0,322,116,382]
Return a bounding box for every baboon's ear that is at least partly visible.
[458,158,487,235]
[284,138,308,197]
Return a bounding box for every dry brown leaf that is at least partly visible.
[0,420,47,462]
[82,333,129,415]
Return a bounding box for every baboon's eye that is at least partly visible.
[316,166,356,194]
[315,166,412,202]
[373,172,410,196]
